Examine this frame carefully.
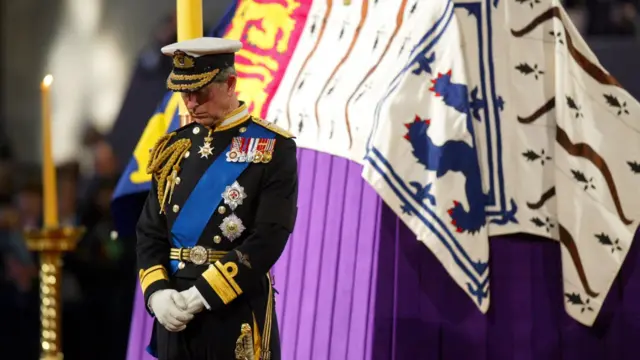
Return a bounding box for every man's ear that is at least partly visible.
[226,75,237,95]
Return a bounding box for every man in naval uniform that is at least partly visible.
[136,37,297,360]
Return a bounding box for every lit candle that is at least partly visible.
[41,74,58,228]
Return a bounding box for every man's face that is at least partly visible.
[181,75,237,127]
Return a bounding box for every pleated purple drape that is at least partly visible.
[374,210,640,360]
[126,148,640,360]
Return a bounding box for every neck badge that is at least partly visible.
[198,128,214,159]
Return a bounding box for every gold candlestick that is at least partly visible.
[24,228,84,360]
[27,74,85,360]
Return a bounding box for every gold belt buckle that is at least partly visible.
[189,246,208,265]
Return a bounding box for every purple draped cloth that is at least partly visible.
[127,149,640,360]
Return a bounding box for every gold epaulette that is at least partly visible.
[252,117,295,139]
[146,132,191,213]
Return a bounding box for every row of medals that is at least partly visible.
[197,125,273,163]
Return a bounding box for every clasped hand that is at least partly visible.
[149,287,206,332]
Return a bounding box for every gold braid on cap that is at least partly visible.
[146,133,191,213]
[167,69,220,92]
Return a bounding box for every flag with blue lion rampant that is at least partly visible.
[362,0,491,312]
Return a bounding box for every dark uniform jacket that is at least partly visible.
[136,104,298,360]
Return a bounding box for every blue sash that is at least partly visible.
[169,121,275,273]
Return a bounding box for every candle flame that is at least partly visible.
[42,74,54,88]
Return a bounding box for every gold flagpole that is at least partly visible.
[26,74,84,360]
[176,0,203,127]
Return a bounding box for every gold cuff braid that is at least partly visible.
[138,265,169,294]
[201,265,240,304]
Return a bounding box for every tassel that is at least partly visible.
[167,168,179,205]
[160,177,171,214]
[235,323,255,360]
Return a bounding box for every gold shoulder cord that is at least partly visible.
[260,273,275,360]
[146,133,192,213]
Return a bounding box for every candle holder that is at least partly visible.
[24,226,85,360]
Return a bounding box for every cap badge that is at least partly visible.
[173,50,195,69]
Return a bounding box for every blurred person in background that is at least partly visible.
[0,144,38,296]
[5,176,41,289]
[0,164,41,360]
[62,126,134,360]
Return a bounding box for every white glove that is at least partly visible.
[180,286,209,314]
[149,289,194,332]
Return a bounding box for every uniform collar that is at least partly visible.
[213,102,250,132]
